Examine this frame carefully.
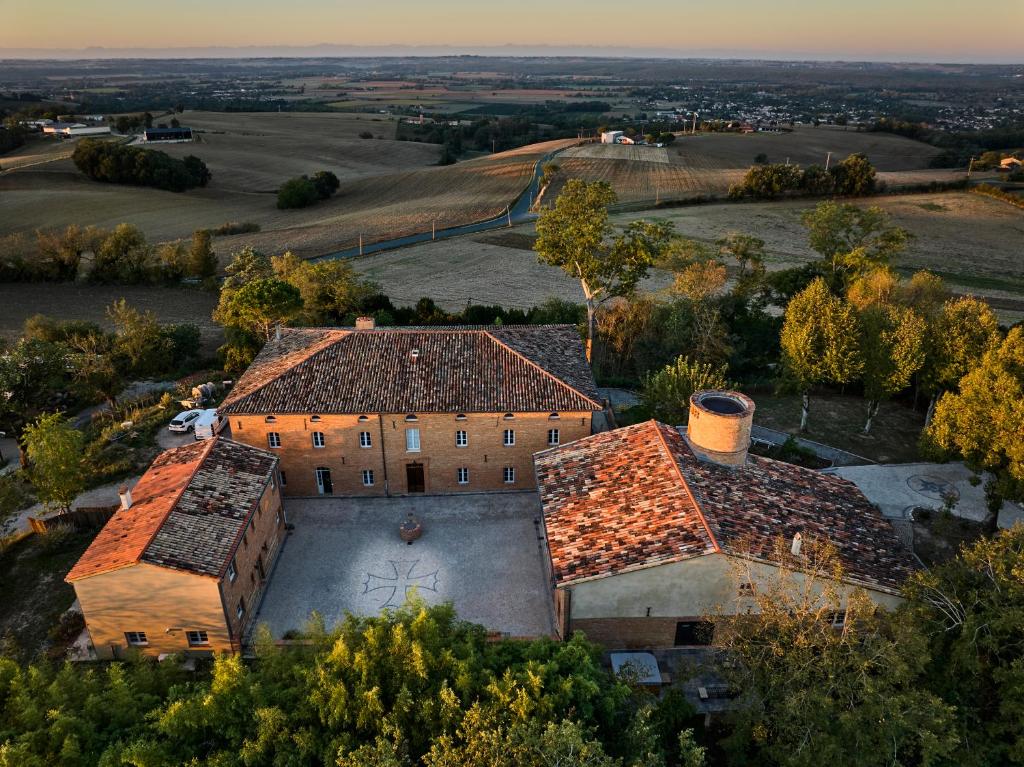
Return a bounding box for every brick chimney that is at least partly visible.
[355,316,375,330]
[118,485,133,510]
[685,390,755,468]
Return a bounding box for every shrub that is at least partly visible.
[211,221,261,236]
[276,176,321,209]
[359,130,373,139]
[311,170,340,200]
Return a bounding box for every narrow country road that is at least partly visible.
[311,145,568,263]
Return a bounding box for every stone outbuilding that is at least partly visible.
[66,437,285,658]
[534,391,917,648]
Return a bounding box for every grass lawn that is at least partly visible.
[0,529,95,662]
[752,393,925,464]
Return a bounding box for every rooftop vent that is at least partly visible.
[355,316,375,330]
[410,349,420,362]
[685,390,755,468]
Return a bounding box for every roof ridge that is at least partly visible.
[650,421,721,554]
[483,328,603,410]
[137,437,219,565]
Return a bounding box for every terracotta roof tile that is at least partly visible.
[66,438,277,582]
[536,420,917,593]
[220,325,601,415]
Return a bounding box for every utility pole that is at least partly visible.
[359,234,363,256]
[432,220,436,240]
[825,151,832,171]
[967,156,975,179]
[506,205,512,227]
[691,113,698,135]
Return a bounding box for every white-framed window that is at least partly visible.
[124,631,148,646]
[267,432,281,449]
[312,431,325,448]
[548,412,560,420]
[406,428,421,452]
[359,431,372,448]
[264,416,277,424]
[455,430,468,447]
[315,467,332,495]
[503,429,515,446]
[455,413,467,421]
[310,415,321,422]
[358,415,369,423]
[186,630,209,647]
[405,413,418,422]
[547,428,560,446]
[227,559,237,582]
[503,412,515,420]
[362,469,375,486]
[457,467,469,485]
[503,466,515,484]
[236,598,245,620]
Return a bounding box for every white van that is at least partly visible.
[194,409,228,441]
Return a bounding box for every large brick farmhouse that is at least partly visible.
[220,321,603,497]
[535,391,917,648]
[66,437,284,658]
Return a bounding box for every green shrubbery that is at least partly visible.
[72,138,211,192]
[277,170,340,209]
[729,152,877,199]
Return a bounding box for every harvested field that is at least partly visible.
[351,190,1023,322]
[0,115,575,259]
[0,283,221,347]
[550,127,948,205]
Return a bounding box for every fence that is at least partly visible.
[28,505,118,534]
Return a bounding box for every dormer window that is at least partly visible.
[264,416,277,424]
[549,412,560,420]
[358,415,369,423]
[503,413,515,420]
[310,415,322,423]
[455,413,467,421]
[405,414,418,422]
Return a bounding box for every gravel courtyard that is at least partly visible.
[253,492,556,639]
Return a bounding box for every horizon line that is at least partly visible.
[1,43,1022,66]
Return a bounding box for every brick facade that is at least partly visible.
[230,411,593,497]
[570,616,704,649]
[219,476,286,647]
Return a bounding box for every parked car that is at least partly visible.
[168,409,203,433]
[194,409,228,441]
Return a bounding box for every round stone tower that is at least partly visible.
[685,390,755,468]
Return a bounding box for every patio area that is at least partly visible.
[252,492,556,640]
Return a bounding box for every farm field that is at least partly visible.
[548,127,950,205]
[350,190,1024,321]
[0,108,575,258]
[0,283,221,346]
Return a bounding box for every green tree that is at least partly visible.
[717,233,767,301]
[856,303,926,434]
[801,202,909,287]
[69,332,125,409]
[829,152,876,196]
[926,326,1024,521]
[641,356,729,425]
[714,536,957,767]
[220,246,272,291]
[107,299,174,379]
[903,526,1024,766]
[311,170,341,200]
[277,175,321,209]
[728,163,803,199]
[187,228,218,279]
[91,223,153,284]
[780,278,862,432]
[535,179,673,360]
[22,412,85,514]
[272,251,378,324]
[919,296,1000,426]
[218,278,303,341]
[0,339,70,435]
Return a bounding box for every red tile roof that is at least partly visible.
[535,420,917,593]
[66,438,277,582]
[220,325,601,415]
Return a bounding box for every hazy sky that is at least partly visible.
[5,0,1024,62]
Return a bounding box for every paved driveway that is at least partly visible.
[254,492,555,639]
